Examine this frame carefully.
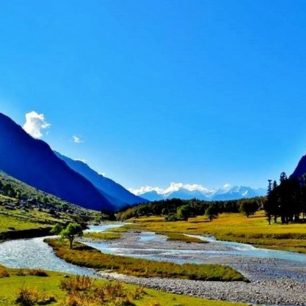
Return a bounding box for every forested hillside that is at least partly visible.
[0,172,101,231]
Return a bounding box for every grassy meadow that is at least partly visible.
[0,212,45,233]
[129,211,306,253]
[0,266,246,306]
[163,232,206,243]
[83,226,130,240]
[46,239,246,281]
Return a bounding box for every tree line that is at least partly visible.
[264,172,306,224]
[117,197,263,221]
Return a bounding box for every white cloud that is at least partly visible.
[72,135,83,144]
[220,183,232,192]
[129,182,214,196]
[23,111,50,139]
[128,186,163,195]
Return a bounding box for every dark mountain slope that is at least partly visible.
[55,152,146,209]
[291,155,306,178]
[0,112,113,211]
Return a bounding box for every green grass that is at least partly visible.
[84,225,131,240]
[0,213,45,233]
[46,239,246,282]
[0,172,102,234]
[0,266,246,306]
[129,212,306,253]
[84,231,122,240]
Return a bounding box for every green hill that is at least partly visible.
[0,172,101,235]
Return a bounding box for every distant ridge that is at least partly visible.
[134,184,265,201]
[0,112,113,211]
[55,152,146,209]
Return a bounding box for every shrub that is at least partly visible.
[15,288,39,306]
[16,269,27,276]
[60,275,94,292]
[28,269,48,277]
[15,287,55,306]
[61,278,137,306]
[165,214,179,221]
[205,205,219,221]
[0,266,9,278]
[176,205,190,221]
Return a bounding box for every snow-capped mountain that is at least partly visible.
[129,183,265,202]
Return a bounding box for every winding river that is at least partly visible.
[0,223,122,275]
[1,223,305,305]
[0,223,306,283]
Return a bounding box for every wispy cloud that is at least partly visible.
[72,135,83,144]
[23,111,50,139]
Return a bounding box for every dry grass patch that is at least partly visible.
[163,232,206,243]
[84,225,131,241]
[61,276,143,306]
[84,231,122,240]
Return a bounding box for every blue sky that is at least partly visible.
[1,0,306,190]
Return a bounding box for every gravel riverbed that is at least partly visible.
[85,231,306,306]
[98,271,306,306]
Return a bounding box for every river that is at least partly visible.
[0,223,306,305]
[0,223,122,275]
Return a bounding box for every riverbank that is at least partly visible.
[128,212,306,253]
[0,226,52,242]
[46,238,246,281]
[99,271,306,306]
[0,266,244,306]
[2,223,306,305]
[82,229,306,305]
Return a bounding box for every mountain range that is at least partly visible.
[0,112,144,212]
[2,111,306,212]
[55,152,145,208]
[131,183,266,201]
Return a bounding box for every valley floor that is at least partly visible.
[1,212,306,305]
[81,230,306,305]
[129,211,306,253]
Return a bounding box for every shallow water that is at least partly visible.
[0,223,124,275]
[85,230,306,265]
[187,234,306,263]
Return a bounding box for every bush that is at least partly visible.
[15,287,55,306]
[16,269,27,276]
[165,214,179,221]
[0,266,9,278]
[28,269,48,277]
[176,205,190,221]
[15,288,39,306]
[205,205,219,221]
[61,278,137,306]
[60,275,94,292]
